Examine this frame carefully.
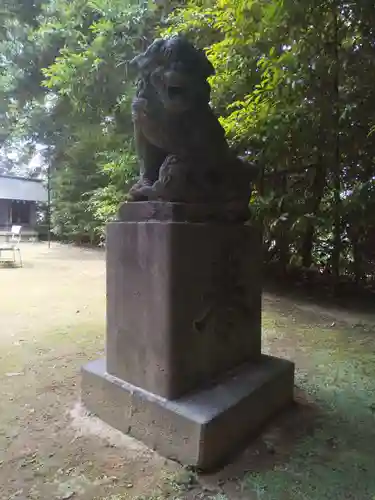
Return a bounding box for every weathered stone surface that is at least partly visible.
[118,201,251,223]
[106,217,262,400]
[82,200,295,469]
[81,355,295,471]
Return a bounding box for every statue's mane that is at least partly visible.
[161,35,215,79]
[132,35,215,81]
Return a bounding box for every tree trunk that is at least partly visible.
[330,2,342,291]
[301,160,326,268]
[278,172,289,275]
[351,233,363,285]
[301,224,314,269]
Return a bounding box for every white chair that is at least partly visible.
[0,225,23,267]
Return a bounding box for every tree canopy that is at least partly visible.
[1,0,375,287]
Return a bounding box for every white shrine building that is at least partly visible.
[0,174,48,239]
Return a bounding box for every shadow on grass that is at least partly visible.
[240,387,375,499]
[199,307,375,500]
[196,390,319,498]
[199,383,375,499]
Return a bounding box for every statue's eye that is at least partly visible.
[168,86,185,98]
[205,170,221,185]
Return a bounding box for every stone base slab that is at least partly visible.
[81,355,294,471]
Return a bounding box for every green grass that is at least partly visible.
[2,245,375,499]
[243,306,375,500]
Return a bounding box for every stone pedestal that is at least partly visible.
[81,202,294,470]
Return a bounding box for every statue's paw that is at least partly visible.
[128,190,149,201]
[128,178,154,201]
[131,98,148,120]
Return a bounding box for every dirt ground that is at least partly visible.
[1,243,375,500]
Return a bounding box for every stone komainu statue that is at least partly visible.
[128,35,257,206]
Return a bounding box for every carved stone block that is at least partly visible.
[81,202,295,469]
[106,203,262,400]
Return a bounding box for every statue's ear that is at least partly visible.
[130,38,165,70]
[129,54,146,70]
[197,49,215,78]
[145,38,164,54]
